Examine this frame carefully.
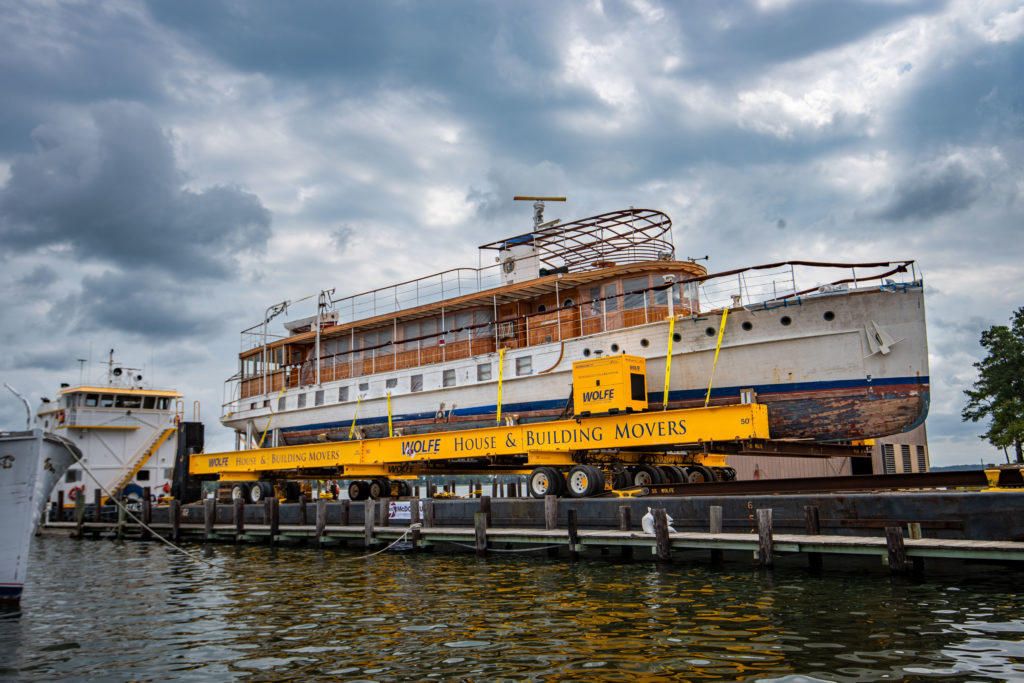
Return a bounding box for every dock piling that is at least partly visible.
[804,505,822,570]
[169,499,181,541]
[315,498,326,546]
[364,499,375,547]
[567,509,580,560]
[544,495,558,530]
[618,506,633,559]
[474,512,488,555]
[234,497,245,542]
[204,498,215,540]
[757,508,773,568]
[653,509,671,561]
[410,497,421,547]
[56,491,64,522]
[886,526,908,572]
[141,490,152,541]
[423,500,434,529]
[298,495,307,526]
[480,495,491,526]
[709,505,724,563]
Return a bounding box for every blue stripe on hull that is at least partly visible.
[281,375,930,434]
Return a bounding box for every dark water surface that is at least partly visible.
[3,536,1024,681]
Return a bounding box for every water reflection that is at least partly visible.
[3,537,1024,681]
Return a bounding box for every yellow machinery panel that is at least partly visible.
[572,355,647,417]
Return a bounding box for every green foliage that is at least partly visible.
[962,307,1024,461]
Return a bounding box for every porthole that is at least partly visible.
[562,298,574,308]
[673,333,682,342]
[780,316,792,326]
[823,311,835,322]
[705,327,716,336]
[741,321,753,331]
[640,339,650,347]
[537,304,547,313]
[583,348,591,357]
[611,343,620,353]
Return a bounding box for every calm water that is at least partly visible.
[3,535,1024,682]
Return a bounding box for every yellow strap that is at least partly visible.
[257,388,286,447]
[348,395,362,439]
[663,316,675,409]
[496,348,506,425]
[704,307,729,407]
[387,392,393,438]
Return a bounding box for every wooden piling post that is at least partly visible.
[544,495,558,530]
[709,505,724,564]
[491,480,498,497]
[56,490,65,522]
[316,498,326,546]
[474,512,488,556]
[804,505,822,571]
[618,505,632,559]
[757,508,773,568]
[169,499,181,541]
[234,497,245,543]
[341,500,350,526]
[141,492,152,540]
[567,509,580,560]
[298,494,307,526]
[204,498,215,540]
[364,499,375,547]
[116,499,126,541]
[379,498,390,527]
[480,495,491,526]
[410,497,421,548]
[93,489,102,523]
[885,526,908,572]
[74,492,86,537]
[908,522,924,573]
[653,509,671,562]
[423,500,435,529]
[269,497,280,543]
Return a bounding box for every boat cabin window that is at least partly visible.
[100,394,115,408]
[278,395,286,410]
[623,276,649,309]
[386,378,397,389]
[443,369,456,387]
[65,468,82,483]
[536,304,547,313]
[477,363,491,381]
[315,390,324,406]
[411,374,423,392]
[359,382,369,393]
[516,356,532,376]
[137,469,150,481]
[115,395,143,409]
[156,397,171,410]
[562,298,574,308]
[143,397,156,409]
[338,386,349,402]
[65,394,78,407]
[297,393,307,408]
[604,284,619,310]
[403,319,439,351]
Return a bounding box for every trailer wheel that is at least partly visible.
[528,467,564,498]
[685,465,716,483]
[230,484,247,501]
[631,465,665,487]
[584,465,606,496]
[567,465,597,498]
[659,465,684,483]
[348,480,370,501]
[368,478,391,499]
[249,482,273,503]
[284,481,301,501]
[396,480,411,497]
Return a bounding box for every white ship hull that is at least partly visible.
[0,430,78,603]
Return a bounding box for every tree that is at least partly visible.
[962,307,1024,463]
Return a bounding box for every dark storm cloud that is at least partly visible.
[872,161,983,222]
[0,101,272,279]
[8,348,77,373]
[56,270,221,340]
[0,1,168,151]
[14,264,60,291]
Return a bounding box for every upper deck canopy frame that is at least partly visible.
[477,208,675,273]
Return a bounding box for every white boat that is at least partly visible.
[38,351,189,507]
[221,201,929,457]
[1,386,80,605]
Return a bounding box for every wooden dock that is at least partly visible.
[43,494,1024,573]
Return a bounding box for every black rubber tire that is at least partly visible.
[348,480,370,500]
[284,481,301,501]
[396,480,411,497]
[631,465,665,487]
[368,479,391,499]
[611,469,631,490]
[528,467,564,498]
[230,484,247,501]
[719,467,737,481]
[567,465,596,498]
[659,465,683,483]
[685,465,715,483]
[249,482,272,503]
[584,465,605,496]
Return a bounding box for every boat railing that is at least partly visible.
[223,259,917,413]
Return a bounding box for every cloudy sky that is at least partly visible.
[1,0,1022,464]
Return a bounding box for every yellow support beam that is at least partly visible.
[191,403,769,479]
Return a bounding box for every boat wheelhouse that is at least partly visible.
[221,202,929,451]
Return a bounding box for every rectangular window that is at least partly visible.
[477,363,492,381]
[454,311,473,341]
[297,393,307,408]
[411,374,423,392]
[85,394,99,407]
[136,469,150,481]
[385,378,398,389]
[359,382,369,393]
[142,396,155,409]
[65,469,81,483]
[338,386,349,402]
[882,444,895,474]
[315,390,324,406]
[916,445,927,472]
[901,444,912,472]
[516,356,532,376]
[263,400,270,408]
[156,397,170,410]
[100,394,115,408]
[443,369,456,387]
[164,468,173,480]
[604,284,619,311]
[623,276,649,309]
[589,286,602,315]
[653,277,669,306]
[278,395,286,410]
[473,309,495,338]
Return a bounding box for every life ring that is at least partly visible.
[67,485,85,501]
